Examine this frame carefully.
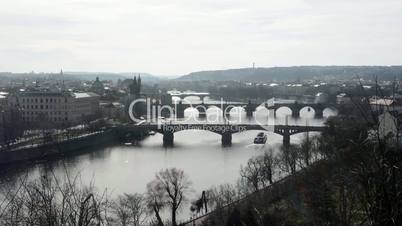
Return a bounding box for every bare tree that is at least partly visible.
[207,183,237,209]
[146,168,192,226]
[0,170,109,226]
[299,134,313,167]
[240,149,277,192]
[113,193,147,226]
[145,180,165,226]
[278,144,299,175]
[258,148,276,185]
[240,157,262,192]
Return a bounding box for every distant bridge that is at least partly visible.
[265,99,339,118]
[169,92,210,100]
[119,123,326,147]
[156,98,339,118]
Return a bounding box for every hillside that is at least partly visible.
[178,66,402,81]
[0,72,164,83]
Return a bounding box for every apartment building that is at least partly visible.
[8,90,100,125]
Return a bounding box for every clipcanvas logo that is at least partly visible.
[128,98,275,132]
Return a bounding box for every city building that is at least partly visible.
[129,75,141,97]
[0,92,7,107]
[315,92,329,104]
[8,90,100,125]
[378,111,402,148]
[336,93,352,105]
[369,98,402,113]
[91,77,105,95]
[100,102,125,119]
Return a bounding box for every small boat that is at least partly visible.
[254,132,267,144]
[149,131,156,136]
[124,142,132,146]
[307,107,311,112]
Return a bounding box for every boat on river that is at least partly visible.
[254,132,267,144]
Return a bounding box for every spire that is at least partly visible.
[130,76,137,95]
[137,74,141,95]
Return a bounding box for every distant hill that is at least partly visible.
[65,72,163,83]
[178,66,402,81]
[0,72,166,83]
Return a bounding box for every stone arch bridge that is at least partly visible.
[155,101,339,118]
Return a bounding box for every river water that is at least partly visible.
[0,97,337,221]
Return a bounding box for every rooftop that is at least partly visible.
[73,92,99,98]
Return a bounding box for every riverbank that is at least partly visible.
[0,129,119,166]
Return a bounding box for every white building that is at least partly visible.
[315,92,329,104]
[378,111,402,148]
[8,90,100,125]
[369,98,402,113]
[336,93,351,105]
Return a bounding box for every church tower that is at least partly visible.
[137,74,141,95]
[130,76,137,95]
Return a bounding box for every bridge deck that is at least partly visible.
[123,123,326,135]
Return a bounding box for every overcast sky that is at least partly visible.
[0,0,401,75]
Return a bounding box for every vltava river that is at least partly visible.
[0,97,337,221]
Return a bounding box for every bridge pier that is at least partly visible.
[315,108,324,118]
[175,102,185,118]
[246,109,254,117]
[245,101,256,117]
[291,108,300,118]
[176,108,185,118]
[283,132,290,147]
[221,132,232,147]
[163,131,174,147]
[266,108,276,118]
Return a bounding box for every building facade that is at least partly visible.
[378,111,402,148]
[8,90,100,125]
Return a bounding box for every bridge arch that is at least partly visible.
[173,128,223,136]
[230,106,246,115]
[275,106,292,117]
[323,107,338,117]
[299,106,316,118]
[206,105,223,112]
[183,106,199,118]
